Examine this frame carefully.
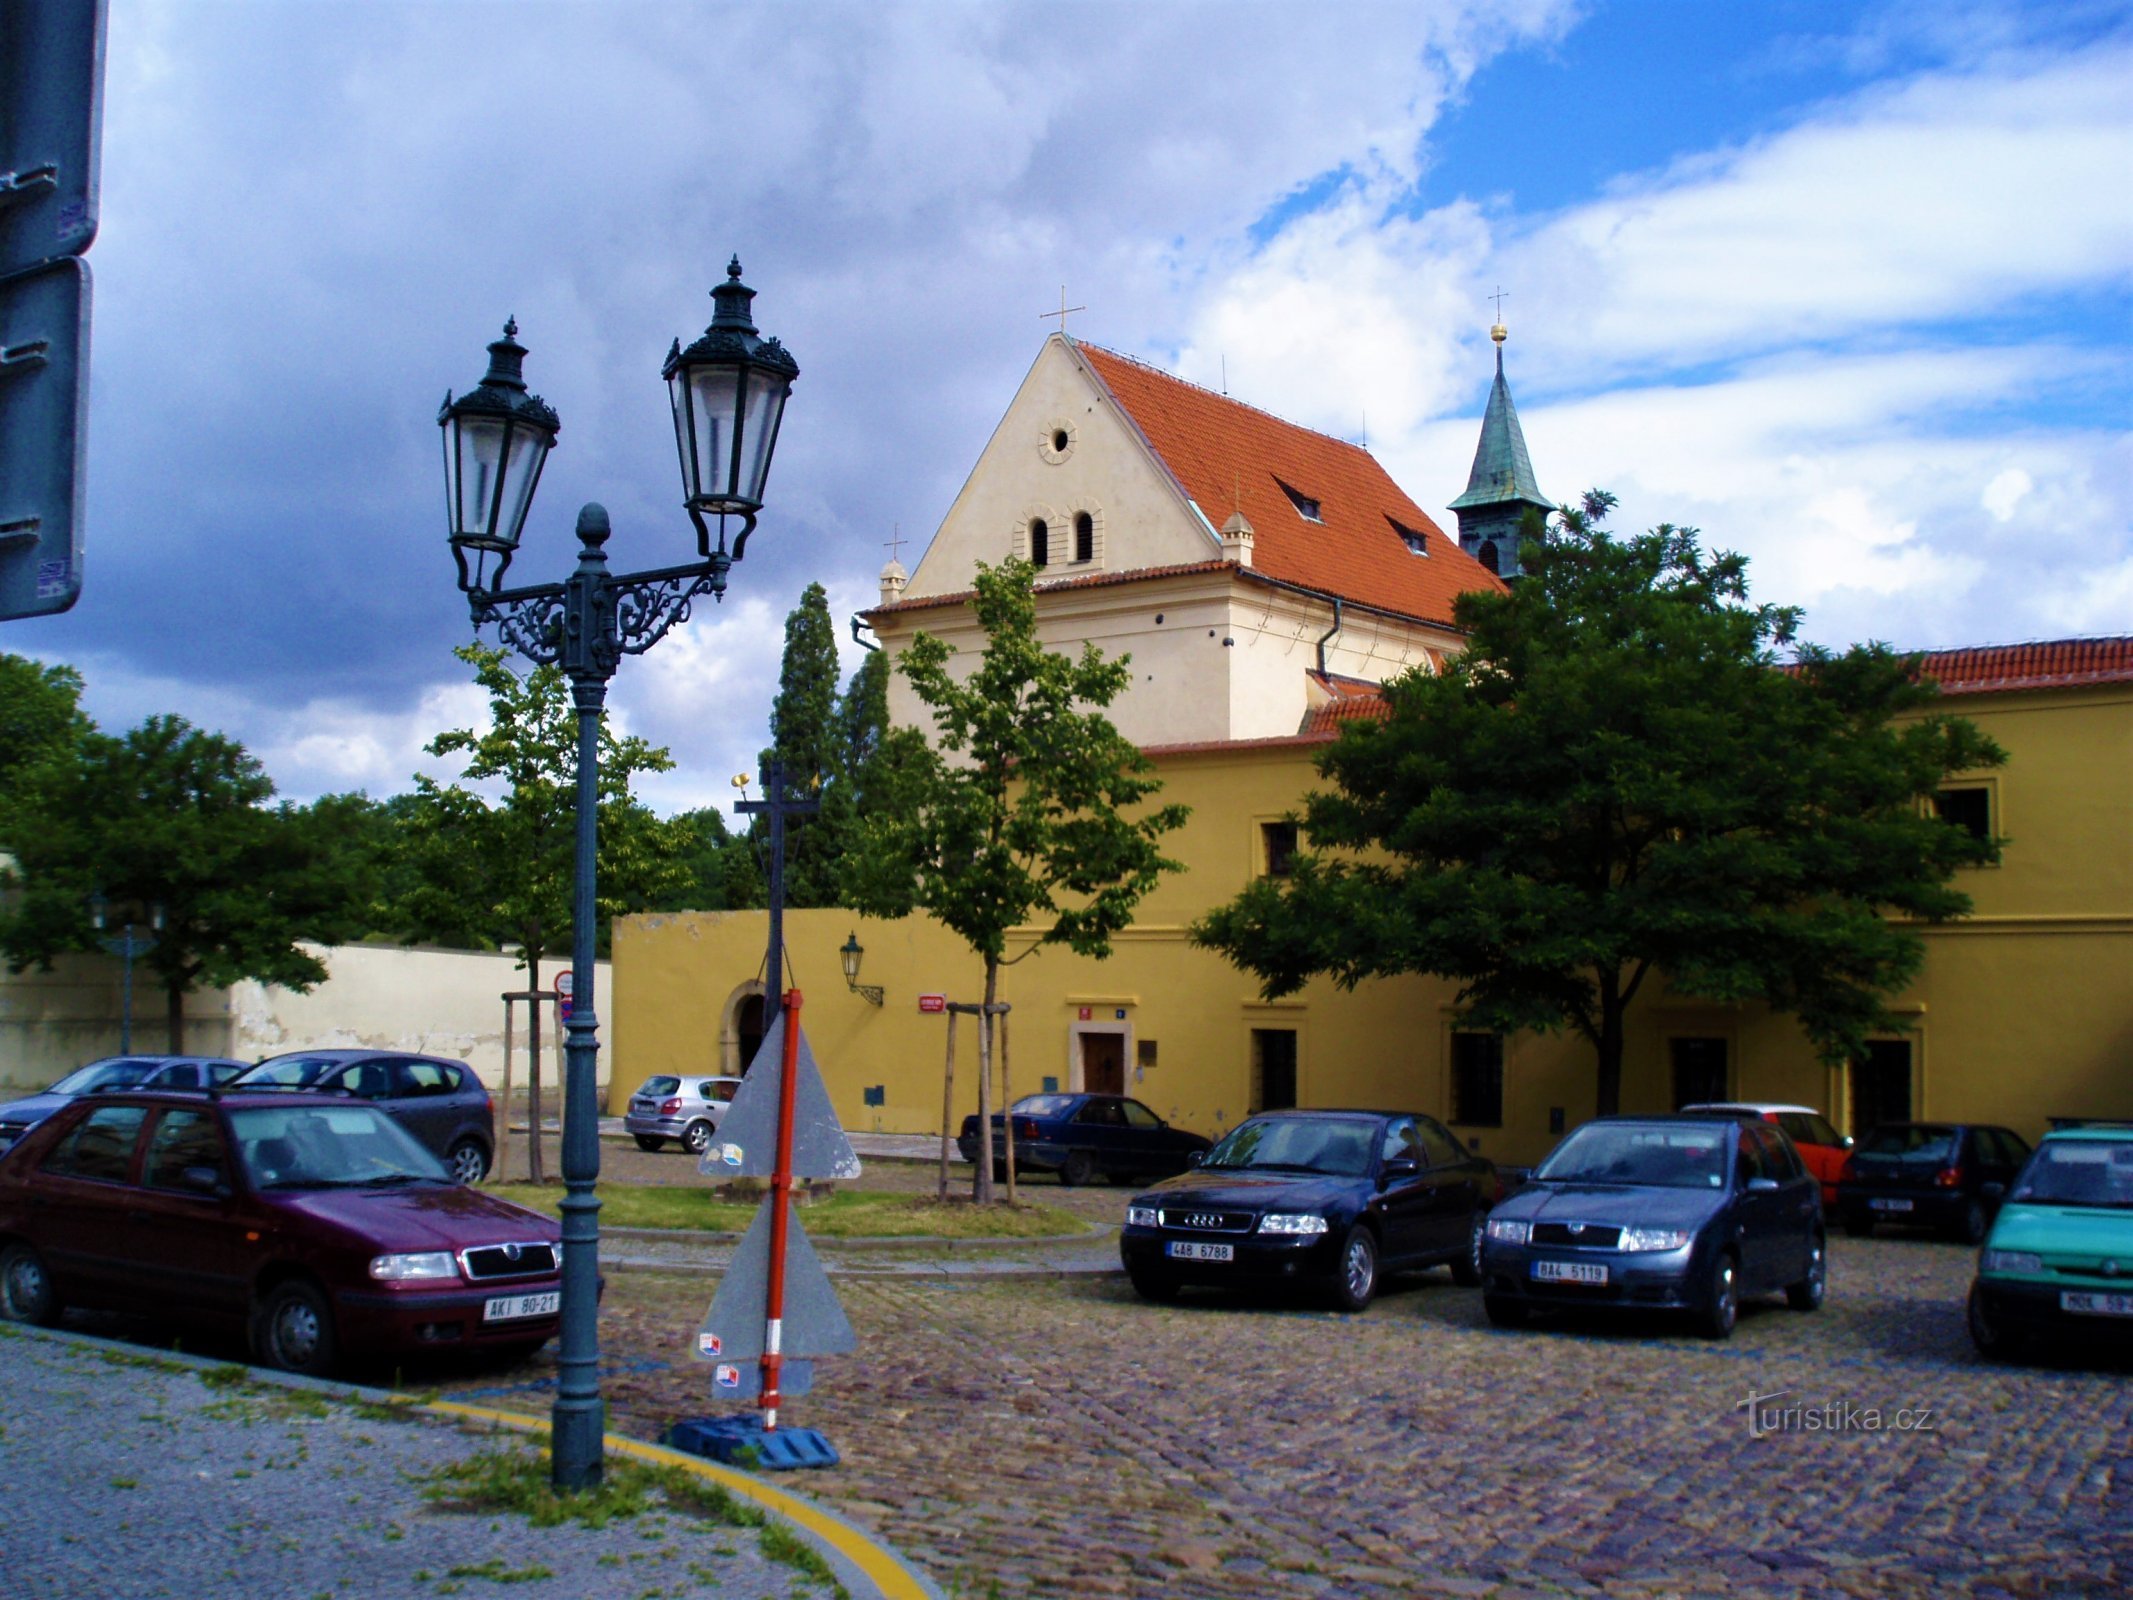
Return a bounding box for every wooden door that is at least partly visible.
[1081,1032,1125,1096]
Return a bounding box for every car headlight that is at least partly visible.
[368,1251,459,1282]
[1617,1228,1693,1253]
[1486,1218,1530,1245]
[1258,1213,1328,1236]
[1126,1206,1159,1228]
[1981,1249,2042,1275]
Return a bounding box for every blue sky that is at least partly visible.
[12,0,2129,818]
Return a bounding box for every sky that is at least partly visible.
[12,0,2130,820]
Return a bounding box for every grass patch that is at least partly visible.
[445,1559,554,1584]
[486,1185,1087,1239]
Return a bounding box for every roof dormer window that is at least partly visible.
[1277,480,1322,523]
[1389,517,1429,556]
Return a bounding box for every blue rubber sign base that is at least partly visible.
[665,1412,840,1470]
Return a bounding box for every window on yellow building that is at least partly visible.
[1260,820,1298,878]
[1450,1032,1503,1127]
[1932,784,1992,842]
[1250,1029,1297,1112]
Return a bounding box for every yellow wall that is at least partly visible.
[613,680,2132,1162]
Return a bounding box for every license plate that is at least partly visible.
[1870,1198,1914,1212]
[1166,1241,1233,1262]
[2061,1291,2133,1318]
[1533,1260,1609,1285]
[483,1291,560,1322]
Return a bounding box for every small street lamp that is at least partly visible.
[838,932,883,1006]
[90,893,162,1054]
[437,259,796,1491]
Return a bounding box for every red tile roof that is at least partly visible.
[1299,695,1393,735]
[868,560,1231,618]
[1074,341,1508,627]
[1911,638,2133,696]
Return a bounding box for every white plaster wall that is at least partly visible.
[0,953,229,1091]
[225,943,613,1092]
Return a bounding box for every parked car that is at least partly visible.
[961,1093,1212,1186]
[1478,1113,1825,1339]
[1968,1121,2133,1360]
[229,1050,495,1184]
[624,1075,742,1154]
[0,1089,564,1375]
[1683,1101,1851,1208]
[1119,1109,1503,1310]
[1836,1121,2031,1243]
[0,1055,249,1154]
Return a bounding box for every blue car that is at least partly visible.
[1479,1113,1825,1339]
[958,1093,1211,1186]
[0,1055,248,1154]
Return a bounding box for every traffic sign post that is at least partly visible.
[1,0,107,623]
[555,969,574,1022]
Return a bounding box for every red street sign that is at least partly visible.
[1078,1006,1092,1021]
[917,994,946,1014]
[556,971,574,1021]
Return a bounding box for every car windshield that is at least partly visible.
[1202,1117,1376,1177]
[47,1059,160,1095]
[1012,1095,1077,1119]
[639,1077,680,1097]
[230,1105,448,1189]
[237,1055,348,1090]
[2010,1141,2133,1209]
[1536,1124,1730,1188]
[1860,1126,1956,1162]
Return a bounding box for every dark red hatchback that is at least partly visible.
[0,1089,563,1375]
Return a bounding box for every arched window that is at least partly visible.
[1478,539,1500,575]
[1073,511,1093,563]
[1029,517,1050,568]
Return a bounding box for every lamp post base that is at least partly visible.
[665,1413,839,1470]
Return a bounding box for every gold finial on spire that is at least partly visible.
[1489,284,1509,345]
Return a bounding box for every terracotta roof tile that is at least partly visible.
[867,560,1231,618]
[1299,695,1393,735]
[1074,342,1507,627]
[1911,637,2133,695]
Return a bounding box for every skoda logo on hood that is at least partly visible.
[502,1243,522,1262]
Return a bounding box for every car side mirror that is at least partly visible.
[1840,1135,1855,1150]
[181,1165,228,1197]
[1187,1150,1204,1167]
[1380,1156,1420,1183]
[1746,1176,1780,1193]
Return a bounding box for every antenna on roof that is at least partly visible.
[1220,354,1228,396]
[1360,408,1367,450]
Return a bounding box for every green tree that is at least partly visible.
[849,558,1187,1202]
[1195,493,2006,1117]
[394,644,690,1180]
[663,805,765,912]
[756,582,842,908]
[0,715,370,1051]
[0,653,89,804]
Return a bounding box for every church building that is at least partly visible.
[613,324,2133,1164]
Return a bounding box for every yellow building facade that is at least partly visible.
[613,645,2132,1165]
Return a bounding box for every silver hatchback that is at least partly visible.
[624,1075,742,1154]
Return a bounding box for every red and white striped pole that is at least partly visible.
[758,986,803,1430]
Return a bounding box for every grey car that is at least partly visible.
[624,1075,741,1154]
[0,1055,248,1154]
[229,1050,495,1184]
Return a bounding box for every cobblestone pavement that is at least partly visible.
[0,1327,849,1600]
[439,1235,2133,1600]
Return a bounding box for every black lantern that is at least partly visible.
[663,257,799,559]
[438,319,561,594]
[839,931,883,1006]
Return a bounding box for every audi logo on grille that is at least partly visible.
[1181,1213,1222,1229]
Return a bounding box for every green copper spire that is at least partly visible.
[1449,324,1550,578]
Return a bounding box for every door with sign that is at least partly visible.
[1080,1032,1125,1096]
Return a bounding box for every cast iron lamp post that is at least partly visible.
[89,893,162,1054]
[438,258,797,1491]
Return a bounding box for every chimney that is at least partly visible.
[1219,510,1255,568]
[879,559,908,607]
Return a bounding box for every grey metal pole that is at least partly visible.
[119,924,134,1054]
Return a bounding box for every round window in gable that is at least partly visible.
[1038,419,1077,465]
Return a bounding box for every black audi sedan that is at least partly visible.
[1118,1109,1503,1311]
[1477,1113,1824,1339]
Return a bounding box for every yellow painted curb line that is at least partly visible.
[416,1397,937,1600]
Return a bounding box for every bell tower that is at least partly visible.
[1447,320,1551,579]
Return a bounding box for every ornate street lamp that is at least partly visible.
[90,893,162,1054]
[438,262,796,1491]
[838,931,883,1006]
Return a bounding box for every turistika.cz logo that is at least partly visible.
[1737,1388,1939,1439]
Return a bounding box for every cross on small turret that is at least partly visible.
[1040,285,1086,334]
[884,524,907,564]
[1489,285,1510,322]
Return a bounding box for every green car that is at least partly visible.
[1968,1122,2133,1358]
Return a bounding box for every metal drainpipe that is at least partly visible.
[1315,597,1344,677]
[849,614,879,651]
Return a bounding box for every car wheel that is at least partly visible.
[447,1138,490,1185]
[1785,1233,1827,1311]
[632,1135,665,1153]
[1059,1150,1095,1187]
[1483,1293,1528,1329]
[1330,1226,1379,1313]
[0,1242,63,1327]
[1127,1264,1179,1304]
[1450,1212,1487,1288]
[1955,1198,1989,1246]
[1967,1282,2024,1362]
[681,1120,714,1156]
[254,1281,338,1377]
[1696,1250,1740,1340]
[1842,1210,1875,1239]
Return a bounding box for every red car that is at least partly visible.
[0,1089,563,1375]
[1682,1102,1852,1209]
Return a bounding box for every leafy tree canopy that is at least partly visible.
[1193,493,2005,1115]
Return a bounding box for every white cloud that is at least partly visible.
[1981,467,2033,521]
